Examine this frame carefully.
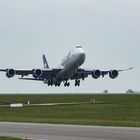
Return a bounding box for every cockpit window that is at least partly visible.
[76,46,82,48]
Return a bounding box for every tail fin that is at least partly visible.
[42,54,49,69]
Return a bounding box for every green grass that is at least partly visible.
[0,137,23,140]
[0,94,140,127]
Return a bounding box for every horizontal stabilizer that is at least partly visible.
[19,77,43,81]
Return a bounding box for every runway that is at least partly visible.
[0,122,140,140]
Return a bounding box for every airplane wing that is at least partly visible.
[0,69,32,76]
[71,67,134,80]
[0,67,133,85]
[0,68,61,79]
[118,67,134,72]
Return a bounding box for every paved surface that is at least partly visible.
[0,122,140,140]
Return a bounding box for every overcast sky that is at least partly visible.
[0,0,139,93]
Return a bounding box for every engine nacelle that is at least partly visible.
[92,70,101,79]
[6,69,15,78]
[32,69,43,78]
[109,70,119,79]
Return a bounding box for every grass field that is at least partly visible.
[0,94,140,127]
[0,137,23,140]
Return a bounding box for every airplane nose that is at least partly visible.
[77,51,86,63]
[75,47,86,63]
[81,51,86,56]
[81,52,86,60]
[80,51,85,58]
[80,49,86,58]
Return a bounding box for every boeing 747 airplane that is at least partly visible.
[0,46,133,87]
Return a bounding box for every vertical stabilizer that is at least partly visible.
[42,54,49,69]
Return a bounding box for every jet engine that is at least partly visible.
[32,69,43,78]
[6,69,15,78]
[109,70,119,79]
[92,70,101,79]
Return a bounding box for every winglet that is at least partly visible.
[42,54,49,69]
[118,67,134,72]
[129,67,134,70]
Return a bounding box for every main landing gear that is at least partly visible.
[75,79,80,86]
[64,81,70,87]
[64,80,81,87]
[48,79,53,86]
[55,82,61,87]
[47,79,81,87]
[48,79,61,87]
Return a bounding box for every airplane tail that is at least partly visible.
[42,54,49,69]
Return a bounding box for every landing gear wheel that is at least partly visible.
[67,82,70,87]
[75,80,80,86]
[64,81,70,87]
[48,79,54,86]
[55,81,61,87]
[64,82,67,87]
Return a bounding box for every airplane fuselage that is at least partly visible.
[56,46,86,81]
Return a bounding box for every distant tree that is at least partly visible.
[126,89,135,94]
[103,90,108,94]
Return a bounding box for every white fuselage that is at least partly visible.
[56,46,86,81]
